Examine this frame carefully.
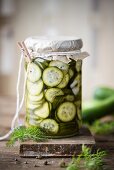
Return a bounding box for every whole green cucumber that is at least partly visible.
[82,96,114,123]
[94,87,114,100]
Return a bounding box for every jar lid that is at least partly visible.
[24,36,83,53]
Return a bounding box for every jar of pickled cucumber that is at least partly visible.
[24,36,88,138]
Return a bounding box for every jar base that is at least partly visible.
[44,130,79,139]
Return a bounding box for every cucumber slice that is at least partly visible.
[26,109,42,120]
[70,74,81,88]
[34,102,49,118]
[29,98,45,105]
[72,86,79,95]
[35,58,49,66]
[55,111,61,123]
[29,118,43,126]
[52,96,65,109]
[69,69,74,79]
[27,63,42,82]
[57,102,76,122]
[76,60,82,72]
[57,73,69,88]
[40,119,59,134]
[26,116,43,126]
[34,58,47,70]
[49,60,69,72]
[70,77,78,88]
[45,88,64,103]
[28,92,44,102]
[26,100,41,110]
[35,61,46,70]
[27,79,43,96]
[49,102,52,111]
[65,95,75,101]
[43,67,63,87]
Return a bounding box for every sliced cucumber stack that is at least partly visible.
[43,66,63,87]
[34,102,50,118]
[57,102,76,122]
[27,79,43,96]
[40,119,59,134]
[57,73,69,88]
[27,63,42,82]
[45,88,64,103]
[49,60,69,72]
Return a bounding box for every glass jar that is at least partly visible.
[24,36,88,138]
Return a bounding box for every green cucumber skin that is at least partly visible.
[82,96,114,123]
[94,87,114,100]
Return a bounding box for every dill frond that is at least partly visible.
[66,145,106,170]
[7,126,47,146]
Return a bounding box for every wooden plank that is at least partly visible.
[20,127,95,158]
[0,140,114,170]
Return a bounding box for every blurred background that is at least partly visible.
[0,0,114,136]
[0,0,114,99]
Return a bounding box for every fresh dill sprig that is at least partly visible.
[89,121,114,135]
[7,126,47,146]
[66,145,106,170]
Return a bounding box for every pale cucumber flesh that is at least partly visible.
[43,67,63,87]
[34,102,49,118]
[57,102,76,122]
[40,119,59,134]
[27,63,42,82]
[27,79,43,96]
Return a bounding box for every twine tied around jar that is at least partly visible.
[0,42,31,140]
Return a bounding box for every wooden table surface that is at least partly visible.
[0,96,114,170]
